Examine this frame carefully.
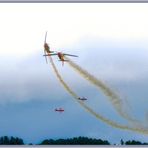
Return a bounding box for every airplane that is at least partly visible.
[55,108,64,113]
[44,52,78,66]
[43,32,78,65]
[78,97,87,101]
[43,31,55,63]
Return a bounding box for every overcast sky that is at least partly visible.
[0,3,148,144]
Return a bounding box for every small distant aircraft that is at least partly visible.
[43,32,55,63]
[55,108,64,113]
[44,52,78,66]
[78,97,87,101]
[49,52,78,66]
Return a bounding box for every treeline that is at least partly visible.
[0,136,24,145]
[120,139,148,145]
[40,136,110,145]
[0,136,148,145]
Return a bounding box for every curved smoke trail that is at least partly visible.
[48,56,148,134]
[64,57,140,124]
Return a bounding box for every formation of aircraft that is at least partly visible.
[78,97,87,101]
[55,108,64,113]
[43,32,87,113]
[43,32,78,66]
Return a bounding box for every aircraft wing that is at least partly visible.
[43,53,58,56]
[49,53,58,56]
[63,53,78,57]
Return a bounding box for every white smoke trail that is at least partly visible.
[65,57,140,124]
[48,56,148,134]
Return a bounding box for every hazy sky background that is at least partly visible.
[0,3,148,144]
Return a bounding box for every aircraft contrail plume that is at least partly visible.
[49,57,78,99]
[65,57,139,124]
[48,56,148,135]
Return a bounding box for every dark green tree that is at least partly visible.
[40,139,50,145]
[0,136,24,145]
[125,140,142,145]
[3,136,9,144]
[39,137,110,145]
[120,139,124,145]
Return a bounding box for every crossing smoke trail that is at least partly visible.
[48,56,148,134]
[65,57,139,124]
